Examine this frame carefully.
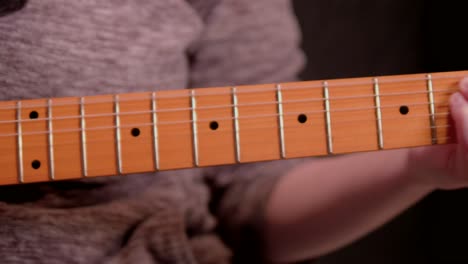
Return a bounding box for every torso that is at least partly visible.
[0,0,203,100]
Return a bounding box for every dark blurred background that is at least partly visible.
[291,1,468,263]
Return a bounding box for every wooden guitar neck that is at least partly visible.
[0,70,467,185]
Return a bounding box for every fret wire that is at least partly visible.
[323,81,334,154]
[276,84,286,159]
[190,90,200,167]
[426,74,437,145]
[151,92,160,170]
[232,87,241,163]
[373,78,384,150]
[16,101,24,183]
[114,95,123,174]
[47,99,55,180]
[80,97,88,177]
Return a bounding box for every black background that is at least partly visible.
[292,1,468,263]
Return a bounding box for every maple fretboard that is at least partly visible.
[0,70,466,185]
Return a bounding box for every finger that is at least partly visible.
[450,92,468,175]
[450,93,468,146]
[459,77,468,99]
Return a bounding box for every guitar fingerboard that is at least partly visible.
[0,71,465,185]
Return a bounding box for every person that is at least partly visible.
[0,0,467,263]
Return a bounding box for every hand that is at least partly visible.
[264,77,468,262]
[408,77,468,190]
[445,77,468,188]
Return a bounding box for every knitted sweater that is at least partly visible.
[0,0,304,263]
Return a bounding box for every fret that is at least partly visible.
[323,81,333,154]
[114,95,123,174]
[426,74,437,145]
[52,97,82,180]
[16,101,24,183]
[328,78,379,153]
[0,101,18,184]
[281,81,327,158]
[151,92,160,170]
[156,89,193,169]
[373,78,384,150]
[21,99,50,183]
[379,74,431,149]
[190,89,200,167]
[119,93,154,174]
[47,99,55,180]
[85,95,117,176]
[276,84,286,159]
[232,86,241,163]
[196,87,236,166]
[430,72,460,144]
[80,97,88,177]
[236,84,280,162]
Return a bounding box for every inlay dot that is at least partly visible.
[298,114,308,124]
[209,121,219,131]
[399,106,409,115]
[31,160,41,170]
[131,128,141,137]
[29,111,39,119]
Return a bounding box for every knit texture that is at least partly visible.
[0,0,304,263]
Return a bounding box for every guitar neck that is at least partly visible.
[0,71,467,185]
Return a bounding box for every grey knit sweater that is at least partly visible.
[0,0,304,263]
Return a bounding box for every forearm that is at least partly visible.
[264,148,435,262]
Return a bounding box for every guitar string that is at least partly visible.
[1,73,464,179]
[0,73,465,111]
[0,108,451,138]
[1,85,457,112]
[0,75,459,137]
[0,87,458,117]
[3,134,453,182]
[0,91,455,126]
[0,121,453,152]
[0,119,453,175]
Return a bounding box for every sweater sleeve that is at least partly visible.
[187,0,307,262]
